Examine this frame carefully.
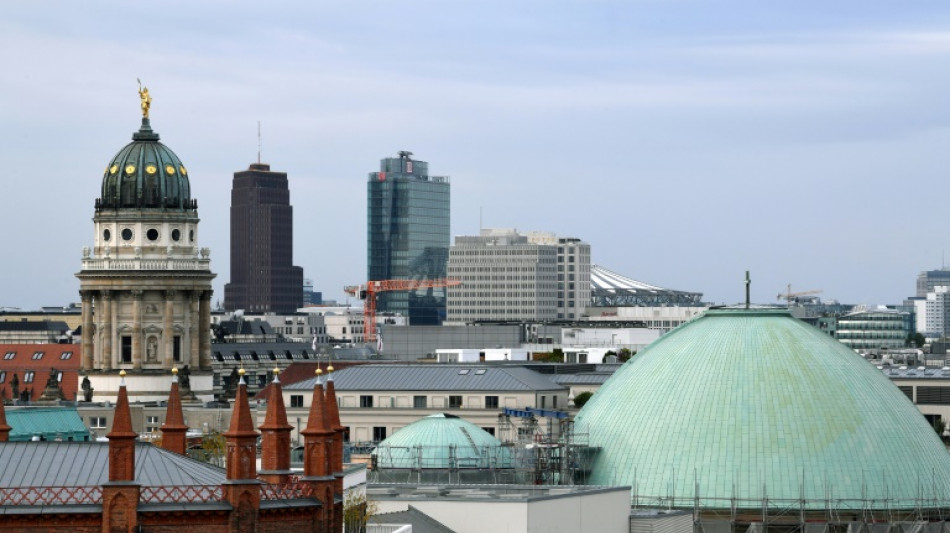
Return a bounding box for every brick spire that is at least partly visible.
[108,370,138,482]
[300,368,332,478]
[0,394,10,442]
[258,367,294,483]
[324,368,345,476]
[223,368,258,481]
[160,367,188,455]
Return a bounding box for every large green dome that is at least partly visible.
[98,118,192,210]
[574,307,950,509]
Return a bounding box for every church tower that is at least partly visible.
[77,86,216,402]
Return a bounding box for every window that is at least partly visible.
[291,395,304,408]
[0,371,5,383]
[483,427,496,436]
[90,417,107,429]
[173,336,182,362]
[121,336,132,363]
[146,416,160,434]
[3,352,14,360]
[553,396,558,409]
[32,352,44,360]
[360,395,374,408]
[485,396,499,409]
[24,371,35,383]
[449,395,463,408]
[540,396,546,409]
[60,351,73,360]
[372,426,387,442]
[413,395,427,409]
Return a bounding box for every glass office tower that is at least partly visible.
[367,151,450,324]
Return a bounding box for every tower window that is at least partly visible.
[171,229,181,241]
[146,228,159,241]
[103,229,111,242]
[121,228,133,241]
[121,336,132,363]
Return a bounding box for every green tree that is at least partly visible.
[573,391,593,408]
[617,348,636,363]
[905,332,926,348]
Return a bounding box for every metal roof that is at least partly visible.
[372,413,510,469]
[5,407,90,442]
[550,373,614,385]
[589,264,703,306]
[575,307,950,508]
[0,442,226,488]
[286,364,564,392]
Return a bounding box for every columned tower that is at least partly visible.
[76,86,216,402]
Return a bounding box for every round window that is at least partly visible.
[121,228,133,241]
[103,229,111,242]
[146,228,159,241]
[171,229,181,241]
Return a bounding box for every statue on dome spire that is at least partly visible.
[137,78,152,119]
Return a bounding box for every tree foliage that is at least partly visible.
[573,391,593,408]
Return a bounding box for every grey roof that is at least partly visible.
[286,364,565,392]
[550,373,614,385]
[370,505,456,533]
[0,442,226,488]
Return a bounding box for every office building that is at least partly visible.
[224,163,303,313]
[917,268,950,297]
[367,151,450,324]
[446,229,590,323]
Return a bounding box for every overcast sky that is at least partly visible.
[2,1,949,310]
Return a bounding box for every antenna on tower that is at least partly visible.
[257,121,262,164]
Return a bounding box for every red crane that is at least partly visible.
[344,278,462,342]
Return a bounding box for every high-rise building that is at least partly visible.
[445,229,590,323]
[224,163,303,313]
[367,151,450,324]
[916,268,950,297]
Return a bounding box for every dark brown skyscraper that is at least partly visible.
[224,163,303,313]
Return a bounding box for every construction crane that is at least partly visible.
[344,278,461,342]
[777,284,823,305]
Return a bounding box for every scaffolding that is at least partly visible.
[367,412,597,486]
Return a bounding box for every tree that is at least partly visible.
[343,490,378,533]
[617,348,636,363]
[905,332,926,348]
[573,391,593,408]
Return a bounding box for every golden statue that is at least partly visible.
[137,78,152,118]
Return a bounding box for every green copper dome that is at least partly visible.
[372,413,511,469]
[574,307,950,509]
[98,118,192,210]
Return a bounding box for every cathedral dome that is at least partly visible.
[574,307,950,509]
[98,118,192,210]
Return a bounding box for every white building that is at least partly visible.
[915,286,950,339]
[446,229,591,323]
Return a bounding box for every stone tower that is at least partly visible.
[77,88,216,402]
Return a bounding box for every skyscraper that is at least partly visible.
[225,163,303,313]
[367,151,450,324]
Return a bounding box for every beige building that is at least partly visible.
[281,364,569,443]
[76,106,215,402]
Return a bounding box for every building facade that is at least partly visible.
[76,98,216,402]
[914,286,950,339]
[835,307,913,351]
[367,151,450,325]
[446,229,590,323]
[224,163,303,313]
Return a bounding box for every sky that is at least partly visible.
[1,1,949,309]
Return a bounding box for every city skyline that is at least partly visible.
[2,2,949,309]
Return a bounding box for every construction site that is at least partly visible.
[364,407,597,486]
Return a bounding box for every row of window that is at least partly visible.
[2,351,73,360]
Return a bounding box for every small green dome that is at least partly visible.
[575,307,950,509]
[98,118,192,210]
[372,413,510,469]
